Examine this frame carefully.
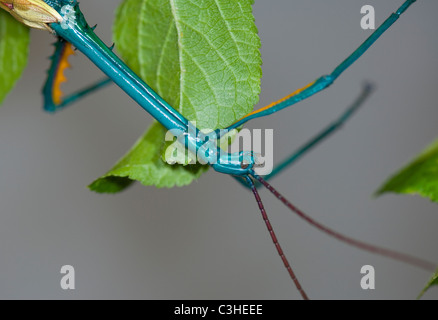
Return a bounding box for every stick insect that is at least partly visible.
[0,0,435,299]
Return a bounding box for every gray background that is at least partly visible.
[0,0,437,300]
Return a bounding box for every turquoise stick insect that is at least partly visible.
[0,0,435,299]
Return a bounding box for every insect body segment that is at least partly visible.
[42,38,112,113]
[43,39,74,109]
[48,4,259,175]
[50,41,73,105]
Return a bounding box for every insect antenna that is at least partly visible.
[245,176,309,300]
[251,173,436,272]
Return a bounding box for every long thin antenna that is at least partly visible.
[252,173,436,272]
[245,176,309,300]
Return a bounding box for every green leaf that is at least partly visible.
[89,121,208,192]
[91,0,261,192]
[418,268,438,299]
[0,11,30,104]
[376,138,438,202]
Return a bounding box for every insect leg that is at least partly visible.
[43,38,112,113]
[236,83,374,189]
[245,175,309,300]
[227,0,417,130]
[251,172,436,272]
